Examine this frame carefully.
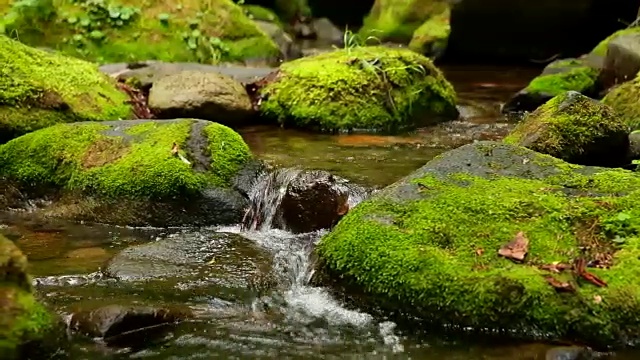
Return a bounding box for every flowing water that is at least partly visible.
[8,66,640,359]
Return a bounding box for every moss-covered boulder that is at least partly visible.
[2,0,281,65]
[602,73,640,130]
[0,35,131,143]
[502,58,599,113]
[358,0,449,45]
[0,235,59,359]
[258,46,458,133]
[590,26,640,57]
[407,6,450,59]
[317,140,640,348]
[504,91,629,167]
[0,119,254,226]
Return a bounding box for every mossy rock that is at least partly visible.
[358,0,449,43]
[504,91,629,167]
[407,6,450,59]
[242,4,282,26]
[0,35,131,143]
[258,46,458,133]
[602,73,640,130]
[502,58,599,113]
[0,119,253,226]
[2,0,281,65]
[591,26,640,57]
[317,141,640,348]
[0,235,59,359]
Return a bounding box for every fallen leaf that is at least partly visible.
[171,142,179,156]
[593,295,602,304]
[475,248,484,256]
[544,276,575,292]
[574,258,608,287]
[498,231,529,262]
[539,262,572,273]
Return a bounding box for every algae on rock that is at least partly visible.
[0,235,58,359]
[258,46,458,133]
[602,73,640,130]
[504,91,629,167]
[408,6,450,58]
[2,0,281,64]
[0,119,253,226]
[317,141,640,348]
[0,35,131,143]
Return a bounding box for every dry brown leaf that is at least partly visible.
[475,248,484,256]
[171,142,179,156]
[498,231,529,262]
[544,276,575,292]
[539,262,572,273]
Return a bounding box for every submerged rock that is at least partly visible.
[0,235,60,359]
[69,304,190,346]
[504,91,629,167]
[317,141,640,348]
[502,58,599,113]
[148,71,255,126]
[0,36,131,143]
[258,46,458,133]
[0,119,253,227]
[602,73,640,130]
[2,0,281,65]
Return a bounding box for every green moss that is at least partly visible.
[318,163,640,346]
[273,0,310,22]
[0,35,131,142]
[242,4,281,25]
[359,0,449,43]
[504,91,628,163]
[524,66,598,97]
[602,74,640,130]
[408,7,450,55]
[3,0,280,64]
[0,119,252,199]
[591,26,640,57]
[259,46,458,133]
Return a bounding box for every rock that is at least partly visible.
[599,33,640,89]
[0,36,131,143]
[311,18,344,46]
[242,168,370,234]
[408,7,451,59]
[503,91,629,167]
[590,26,640,57]
[0,119,252,227]
[502,58,599,113]
[104,231,276,298]
[258,46,458,133]
[69,304,190,346]
[0,235,60,359]
[254,20,303,62]
[602,72,640,130]
[317,141,640,348]
[629,130,640,160]
[242,4,282,24]
[3,0,281,65]
[545,346,595,360]
[358,0,450,44]
[148,71,255,126]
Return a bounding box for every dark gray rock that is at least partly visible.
[600,33,640,89]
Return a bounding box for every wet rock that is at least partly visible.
[104,231,275,298]
[602,72,640,130]
[0,235,62,359]
[317,141,640,348]
[0,119,252,227]
[545,346,595,360]
[243,168,370,234]
[408,7,451,59]
[69,304,189,346]
[148,71,254,126]
[504,91,629,167]
[502,58,599,113]
[258,46,458,133]
[629,130,640,161]
[311,18,344,46]
[255,20,303,61]
[100,62,276,90]
[0,36,131,143]
[599,33,640,89]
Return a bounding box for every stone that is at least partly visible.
[254,20,303,62]
[311,18,344,46]
[408,7,451,59]
[599,33,640,89]
[149,71,255,126]
[504,91,629,167]
[602,73,640,130]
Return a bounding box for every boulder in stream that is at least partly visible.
[257,46,458,133]
[599,32,640,89]
[0,234,61,359]
[0,119,253,227]
[0,36,131,143]
[602,72,640,130]
[317,141,640,348]
[148,71,255,126]
[504,91,629,167]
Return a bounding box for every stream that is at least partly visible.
[6,65,639,359]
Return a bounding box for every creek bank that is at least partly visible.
[316,141,640,348]
[0,35,131,143]
[0,119,254,227]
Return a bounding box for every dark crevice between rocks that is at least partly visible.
[185,121,212,173]
[245,69,281,111]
